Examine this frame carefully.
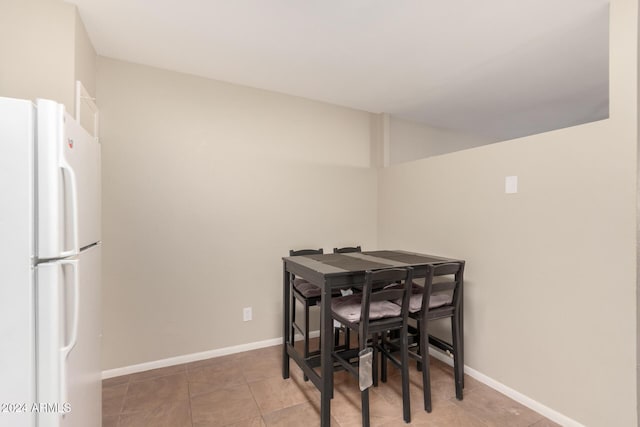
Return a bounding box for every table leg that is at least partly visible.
[459,281,464,388]
[320,279,332,426]
[282,263,291,379]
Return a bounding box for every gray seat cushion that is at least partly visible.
[389,282,452,313]
[293,278,321,298]
[331,294,401,323]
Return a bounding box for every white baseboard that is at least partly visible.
[428,349,583,427]
[102,336,282,379]
[102,332,582,427]
[101,331,321,380]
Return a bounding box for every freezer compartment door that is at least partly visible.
[36,245,101,427]
[37,99,101,259]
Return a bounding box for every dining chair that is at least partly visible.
[332,246,361,349]
[331,267,413,426]
[333,245,362,254]
[383,261,465,413]
[289,248,324,367]
[289,248,347,380]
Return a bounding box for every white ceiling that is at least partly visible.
[68,0,610,141]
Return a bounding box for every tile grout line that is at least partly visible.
[117,377,131,426]
[186,372,195,427]
[244,371,269,426]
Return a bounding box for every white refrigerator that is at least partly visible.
[0,97,102,427]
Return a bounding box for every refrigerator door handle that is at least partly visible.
[59,157,79,258]
[59,259,80,404]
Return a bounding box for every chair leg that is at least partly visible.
[420,321,432,413]
[290,297,296,346]
[345,328,351,351]
[361,388,370,427]
[380,332,388,383]
[372,333,379,387]
[401,327,411,423]
[304,302,311,356]
[416,320,423,372]
[333,325,349,350]
[302,301,310,382]
[357,337,371,427]
[452,315,463,400]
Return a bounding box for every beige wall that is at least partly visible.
[0,0,96,115]
[389,116,494,164]
[97,57,378,369]
[378,1,637,425]
[0,0,75,111]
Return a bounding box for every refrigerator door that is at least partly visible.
[37,99,101,260]
[36,245,101,427]
[0,97,37,427]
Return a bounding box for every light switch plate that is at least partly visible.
[505,176,518,194]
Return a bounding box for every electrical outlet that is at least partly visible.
[243,307,252,321]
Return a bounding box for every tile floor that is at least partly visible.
[102,342,560,427]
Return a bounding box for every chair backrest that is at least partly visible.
[333,246,362,254]
[421,261,465,320]
[289,248,323,256]
[289,248,324,283]
[360,267,413,337]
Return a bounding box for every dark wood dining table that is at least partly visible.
[281,250,464,426]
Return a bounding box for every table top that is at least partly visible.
[283,250,462,281]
